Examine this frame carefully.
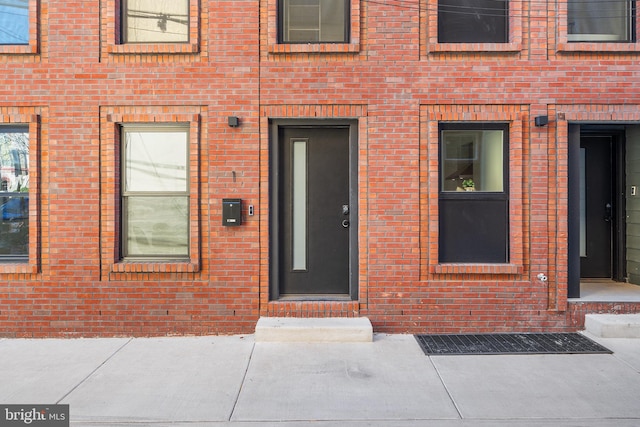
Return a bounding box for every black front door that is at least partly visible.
[275,126,353,296]
[580,136,613,278]
[569,125,626,297]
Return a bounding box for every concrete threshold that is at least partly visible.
[585,313,640,338]
[255,317,373,342]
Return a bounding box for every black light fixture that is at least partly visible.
[228,116,240,127]
[534,115,549,127]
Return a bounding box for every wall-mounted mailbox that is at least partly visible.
[222,199,242,226]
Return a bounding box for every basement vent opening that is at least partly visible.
[414,333,612,355]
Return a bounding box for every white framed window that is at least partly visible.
[121,125,189,259]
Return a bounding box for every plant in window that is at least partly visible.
[462,179,475,191]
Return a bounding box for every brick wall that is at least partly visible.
[0,0,639,336]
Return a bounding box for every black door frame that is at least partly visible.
[568,124,626,298]
[269,119,359,301]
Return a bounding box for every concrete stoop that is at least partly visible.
[585,314,640,338]
[255,317,373,342]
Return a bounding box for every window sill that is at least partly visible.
[0,44,38,55]
[429,42,522,54]
[0,261,37,275]
[557,41,640,53]
[106,43,199,55]
[434,263,521,275]
[111,260,200,273]
[268,43,360,54]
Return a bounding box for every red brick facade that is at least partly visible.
[0,1,639,336]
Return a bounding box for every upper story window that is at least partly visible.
[122,0,189,43]
[438,0,508,43]
[0,126,29,262]
[0,0,29,45]
[567,0,636,42]
[279,0,349,43]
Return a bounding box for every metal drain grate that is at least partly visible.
[414,333,612,355]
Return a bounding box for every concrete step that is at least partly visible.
[584,314,640,338]
[255,317,373,342]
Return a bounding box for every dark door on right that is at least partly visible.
[580,136,613,278]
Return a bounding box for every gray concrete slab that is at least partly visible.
[63,336,254,424]
[571,281,640,302]
[584,332,640,373]
[0,338,130,403]
[231,334,458,422]
[2,334,640,426]
[585,314,640,338]
[255,317,373,342]
[61,420,640,427]
[431,353,640,420]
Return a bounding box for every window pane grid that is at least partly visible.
[281,0,348,43]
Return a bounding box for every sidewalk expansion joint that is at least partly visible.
[55,338,134,404]
[227,340,255,421]
[429,356,463,420]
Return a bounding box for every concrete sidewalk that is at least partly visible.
[1,333,639,426]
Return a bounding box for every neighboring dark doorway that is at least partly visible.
[270,122,358,299]
[568,125,626,298]
[580,136,613,278]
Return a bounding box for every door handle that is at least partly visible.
[342,219,350,228]
[604,203,612,222]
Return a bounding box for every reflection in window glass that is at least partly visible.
[125,196,188,256]
[0,0,29,45]
[441,130,504,192]
[124,0,189,43]
[0,127,29,260]
[281,0,348,43]
[122,127,189,258]
[438,0,508,43]
[124,131,187,193]
[568,0,635,42]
